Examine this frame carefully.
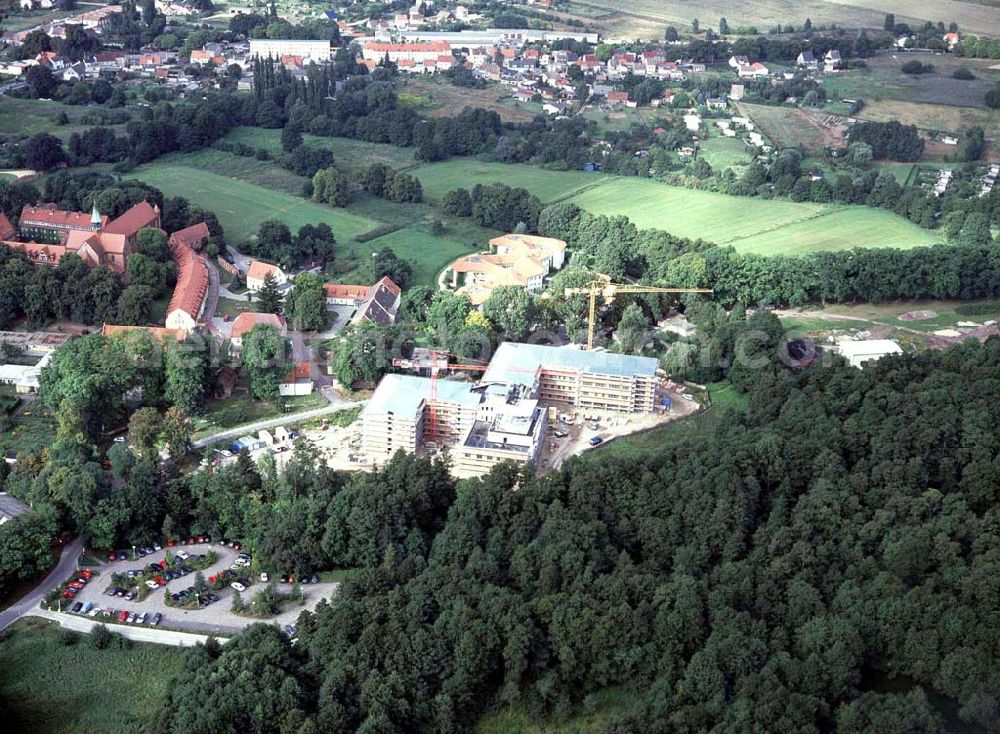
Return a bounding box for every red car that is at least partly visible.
[108,552,117,561]
[196,536,206,543]
[117,610,128,623]
[207,575,217,584]
[186,538,194,545]
[67,582,85,590]
[80,569,93,579]
[62,589,76,599]
[166,539,175,548]
[159,559,169,570]
[154,576,166,586]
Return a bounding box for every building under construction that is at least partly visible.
[359,343,659,476]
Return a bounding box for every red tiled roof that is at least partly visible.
[4,241,67,265]
[371,276,401,298]
[103,200,159,236]
[363,41,450,53]
[282,361,312,383]
[102,324,187,341]
[231,312,286,339]
[169,221,210,250]
[247,260,281,282]
[20,204,107,229]
[167,241,208,321]
[324,283,369,300]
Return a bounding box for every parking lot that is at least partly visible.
[61,541,339,635]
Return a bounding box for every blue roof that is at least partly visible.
[363,374,481,418]
[482,343,658,387]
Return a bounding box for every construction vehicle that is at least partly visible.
[564,275,712,349]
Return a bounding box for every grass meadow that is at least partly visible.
[0,618,186,734]
[411,160,606,203]
[565,177,940,254]
[125,163,380,242]
[349,228,477,287]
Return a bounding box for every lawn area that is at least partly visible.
[0,617,186,734]
[699,135,753,169]
[125,164,380,242]
[411,160,606,204]
[0,96,104,138]
[192,393,330,439]
[347,228,478,288]
[222,127,418,175]
[0,401,57,458]
[566,177,939,254]
[147,149,310,197]
[707,381,748,410]
[780,298,1000,334]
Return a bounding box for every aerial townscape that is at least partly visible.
[0,0,1000,731]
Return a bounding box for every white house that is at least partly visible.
[278,362,314,397]
[246,260,287,291]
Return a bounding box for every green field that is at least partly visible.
[350,228,477,287]
[411,160,605,204]
[0,402,57,458]
[125,164,380,242]
[699,135,753,169]
[222,127,418,175]
[148,149,310,196]
[566,177,939,254]
[0,618,186,734]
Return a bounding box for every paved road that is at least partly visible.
[26,609,223,647]
[203,256,220,326]
[0,538,84,631]
[192,400,363,448]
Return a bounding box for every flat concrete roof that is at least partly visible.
[364,374,481,419]
[482,343,658,387]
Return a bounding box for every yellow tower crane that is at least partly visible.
[564,277,713,350]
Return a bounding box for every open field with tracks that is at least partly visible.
[565,177,940,253]
[398,77,541,123]
[411,160,606,203]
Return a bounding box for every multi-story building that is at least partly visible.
[360,374,548,477]
[249,39,331,62]
[482,343,659,414]
[445,233,567,306]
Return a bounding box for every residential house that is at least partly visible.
[246,260,286,291]
[279,362,314,396]
[738,62,769,79]
[165,234,209,331]
[797,51,817,69]
[824,49,843,72]
[230,312,287,351]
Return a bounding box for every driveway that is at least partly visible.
[192,401,363,449]
[202,257,220,326]
[26,608,220,647]
[0,537,84,631]
[61,541,339,635]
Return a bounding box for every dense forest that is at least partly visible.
[125,335,1000,732]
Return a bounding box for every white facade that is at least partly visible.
[837,339,903,369]
[249,39,331,62]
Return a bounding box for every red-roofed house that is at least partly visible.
[246,260,287,291]
[279,361,314,396]
[165,236,209,331]
[323,277,401,326]
[0,212,15,241]
[169,221,210,251]
[361,40,451,64]
[230,312,287,350]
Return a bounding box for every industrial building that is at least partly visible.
[249,39,331,62]
[837,339,903,369]
[360,343,660,476]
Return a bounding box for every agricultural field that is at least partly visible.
[398,77,540,123]
[0,97,124,140]
[411,160,606,204]
[737,102,847,152]
[222,127,418,175]
[125,164,380,242]
[0,618,186,734]
[563,0,1000,37]
[565,177,939,254]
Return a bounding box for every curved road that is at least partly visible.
[0,537,83,631]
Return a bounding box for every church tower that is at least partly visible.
[90,202,101,231]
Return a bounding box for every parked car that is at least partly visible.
[104,587,118,597]
[145,579,159,590]
[283,625,297,637]
[127,612,137,624]
[117,610,129,623]
[124,590,137,601]
[310,574,319,584]
[62,589,76,599]
[151,612,162,626]
[231,581,247,592]
[107,551,117,561]
[82,601,93,614]
[71,602,83,613]
[80,569,93,579]
[88,606,100,617]
[175,550,190,561]
[589,436,603,446]
[114,588,126,597]
[68,582,85,590]
[113,436,126,443]
[137,612,147,624]
[116,551,127,561]
[260,572,268,583]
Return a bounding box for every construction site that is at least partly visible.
[345,342,699,478]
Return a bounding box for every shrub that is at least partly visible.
[90,623,113,650]
[59,628,80,646]
[901,60,933,75]
[952,67,975,80]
